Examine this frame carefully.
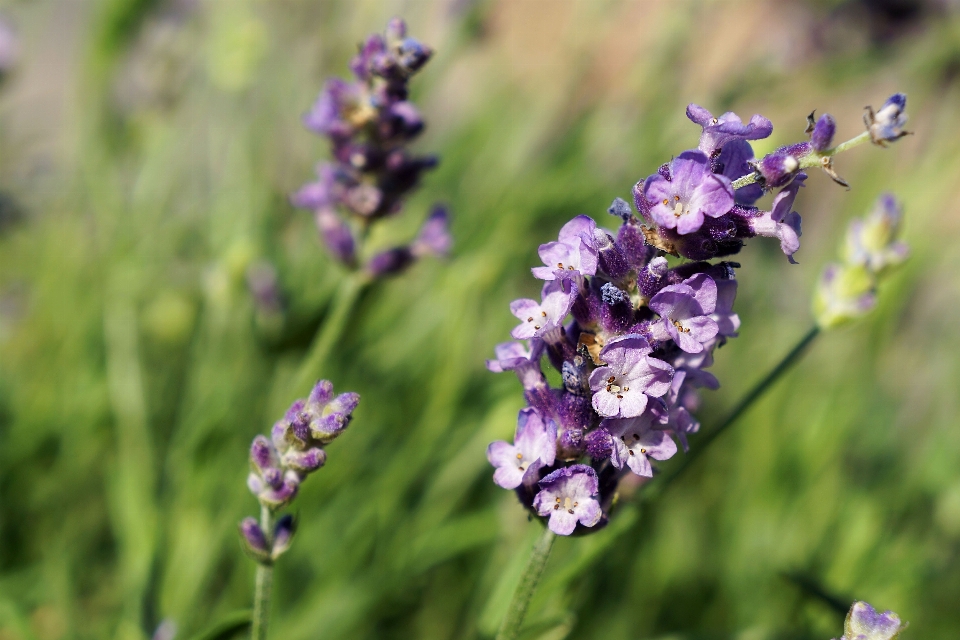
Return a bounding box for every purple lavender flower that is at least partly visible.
[532,464,602,535]
[293,19,443,267]
[865,93,909,146]
[242,380,359,564]
[510,279,576,340]
[588,335,674,418]
[487,408,557,489]
[643,151,735,235]
[649,273,719,354]
[685,104,773,156]
[486,98,909,537]
[602,409,677,477]
[842,601,906,640]
[531,215,598,281]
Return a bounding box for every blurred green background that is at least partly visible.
[1,0,959,638]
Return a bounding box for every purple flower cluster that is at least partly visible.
[292,18,451,276]
[487,98,910,536]
[240,380,358,562]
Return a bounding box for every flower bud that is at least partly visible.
[865,93,909,146]
[843,601,906,640]
[813,264,876,329]
[810,113,836,151]
[593,229,629,279]
[239,518,271,563]
[271,515,296,560]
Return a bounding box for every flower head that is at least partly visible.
[533,465,603,535]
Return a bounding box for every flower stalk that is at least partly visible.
[496,526,557,640]
[251,506,273,640]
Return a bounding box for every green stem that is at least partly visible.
[292,274,368,393]
[654,325,821,493]
[730,131,872,191]
[251,506,274,640]
[496,527,557,640]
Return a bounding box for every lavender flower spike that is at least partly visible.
[643,151,735,235]
[686,104,773,156]
[588,334,674,418]
[841,601,907,640]
[487,408,557,489]
[649,273,720,354]
[533,464,602,535]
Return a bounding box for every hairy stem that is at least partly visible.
[251,506,273,640]
[730,131,872,191]
[496,527,557,640]
[654,325,821,493]
[292,275,368,393]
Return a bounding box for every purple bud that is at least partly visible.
[314,208,356,265]
[616,221,654,269]
[308,380,335,406]
[593,229,629,279]
[250,436,275,471]
[600,283,633,334]
[386,17,407,42]
[756,151,802,189]
[396,38,432,74]
[584,428,612,460]
[810,113,836,151]
[282,447,327,473]
[290,412,311,443]
[367,247,415,278]
[411,206,452,257]
[638,256,668,298]
[329,391,361,416]
[271,515,296,559]
[240,518,270,558]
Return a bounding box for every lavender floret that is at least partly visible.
[533,465,603,535]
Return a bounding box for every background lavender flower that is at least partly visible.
[293,19,449,277]
[815,194,908,328]
[841,601,907,640]
[243,380,358,559]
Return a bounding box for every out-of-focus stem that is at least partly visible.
[292,274,369,393]
[496,527,556,640]
[731,132,873,191]
[251,505,273,640]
